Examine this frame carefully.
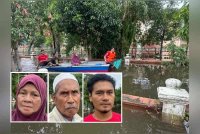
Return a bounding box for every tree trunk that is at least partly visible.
[89,46,92,60]
[56,33,61,58]
[186,40,189,56]
[86,41,92,60]
[12,41,21,71]
[119,26,123,58]
[159,29,165,60]
[28,39,34,55]
[50,25,56,53]
[120,0,128,58]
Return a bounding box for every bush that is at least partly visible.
[166,42,189,66]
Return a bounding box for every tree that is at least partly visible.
[166,42,188,66]
[144,1,182,60]
[120,0,149,56]
[56,0,121,59]
[175,1,189,55]
[11,0,51,71]
[11,1,34,71]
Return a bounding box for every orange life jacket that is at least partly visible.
[105,51,116,62]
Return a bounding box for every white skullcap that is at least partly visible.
[53,73,78,92]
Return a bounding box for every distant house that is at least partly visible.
[129,37,187,61]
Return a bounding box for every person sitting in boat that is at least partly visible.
[71,52,81,66]
[50,52,59,66]
[37,49,50,67]
[104,48,116,64]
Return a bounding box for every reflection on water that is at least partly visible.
[11,62,188,134]
[11,123,63,134]
[122,105,186,134]
[132,77,150,90]
[121,64,189,99]
[20,58,37,72]
[11,105,186,134]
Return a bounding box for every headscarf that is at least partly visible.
[12,74,47,121]
[71,53,81,65]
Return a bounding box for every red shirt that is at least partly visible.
[37,54,48,62]
[84,112,121,122]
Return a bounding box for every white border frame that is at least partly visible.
[82,72,123,123]
[47,72,84,123]
[10,72,123,124]
[10,72,48,123]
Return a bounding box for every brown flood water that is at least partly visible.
[11,60,188,134]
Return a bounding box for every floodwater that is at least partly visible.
[121,64,189,99]
[20,58,37,72]
[11,59,188,134]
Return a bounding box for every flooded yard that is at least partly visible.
[12,60,188,134]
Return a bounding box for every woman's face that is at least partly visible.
[17,83,42,116]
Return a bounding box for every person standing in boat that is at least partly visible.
[104,48,116,64]
[104,48,117,71]
[71,52,81,66]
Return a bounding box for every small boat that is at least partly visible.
[45,62,110,72]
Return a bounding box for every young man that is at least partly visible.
[84,74,121,122]
[49,73,82,122]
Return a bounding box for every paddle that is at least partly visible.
[113,59,122,69]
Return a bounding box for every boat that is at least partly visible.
[44,62,110,72]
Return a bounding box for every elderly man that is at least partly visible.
[49,73,82,122]
[84,74,121,122]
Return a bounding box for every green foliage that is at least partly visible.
[121,0,150,54]
[56,0,121,58]
[11,0,56,51]
[34,35,45,48]
[11,0,189,63]
[174,1,189,51]
[166,42,188,66]
[144,1,180,43]
[65,34,81,56]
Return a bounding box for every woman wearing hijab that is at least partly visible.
[12,74,47,121]
[71,52,81,66]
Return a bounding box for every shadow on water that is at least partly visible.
[11,63,188,134]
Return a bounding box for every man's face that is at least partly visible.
[111,48,115,52]
[53,79,80,119]
[89,81,115,113]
